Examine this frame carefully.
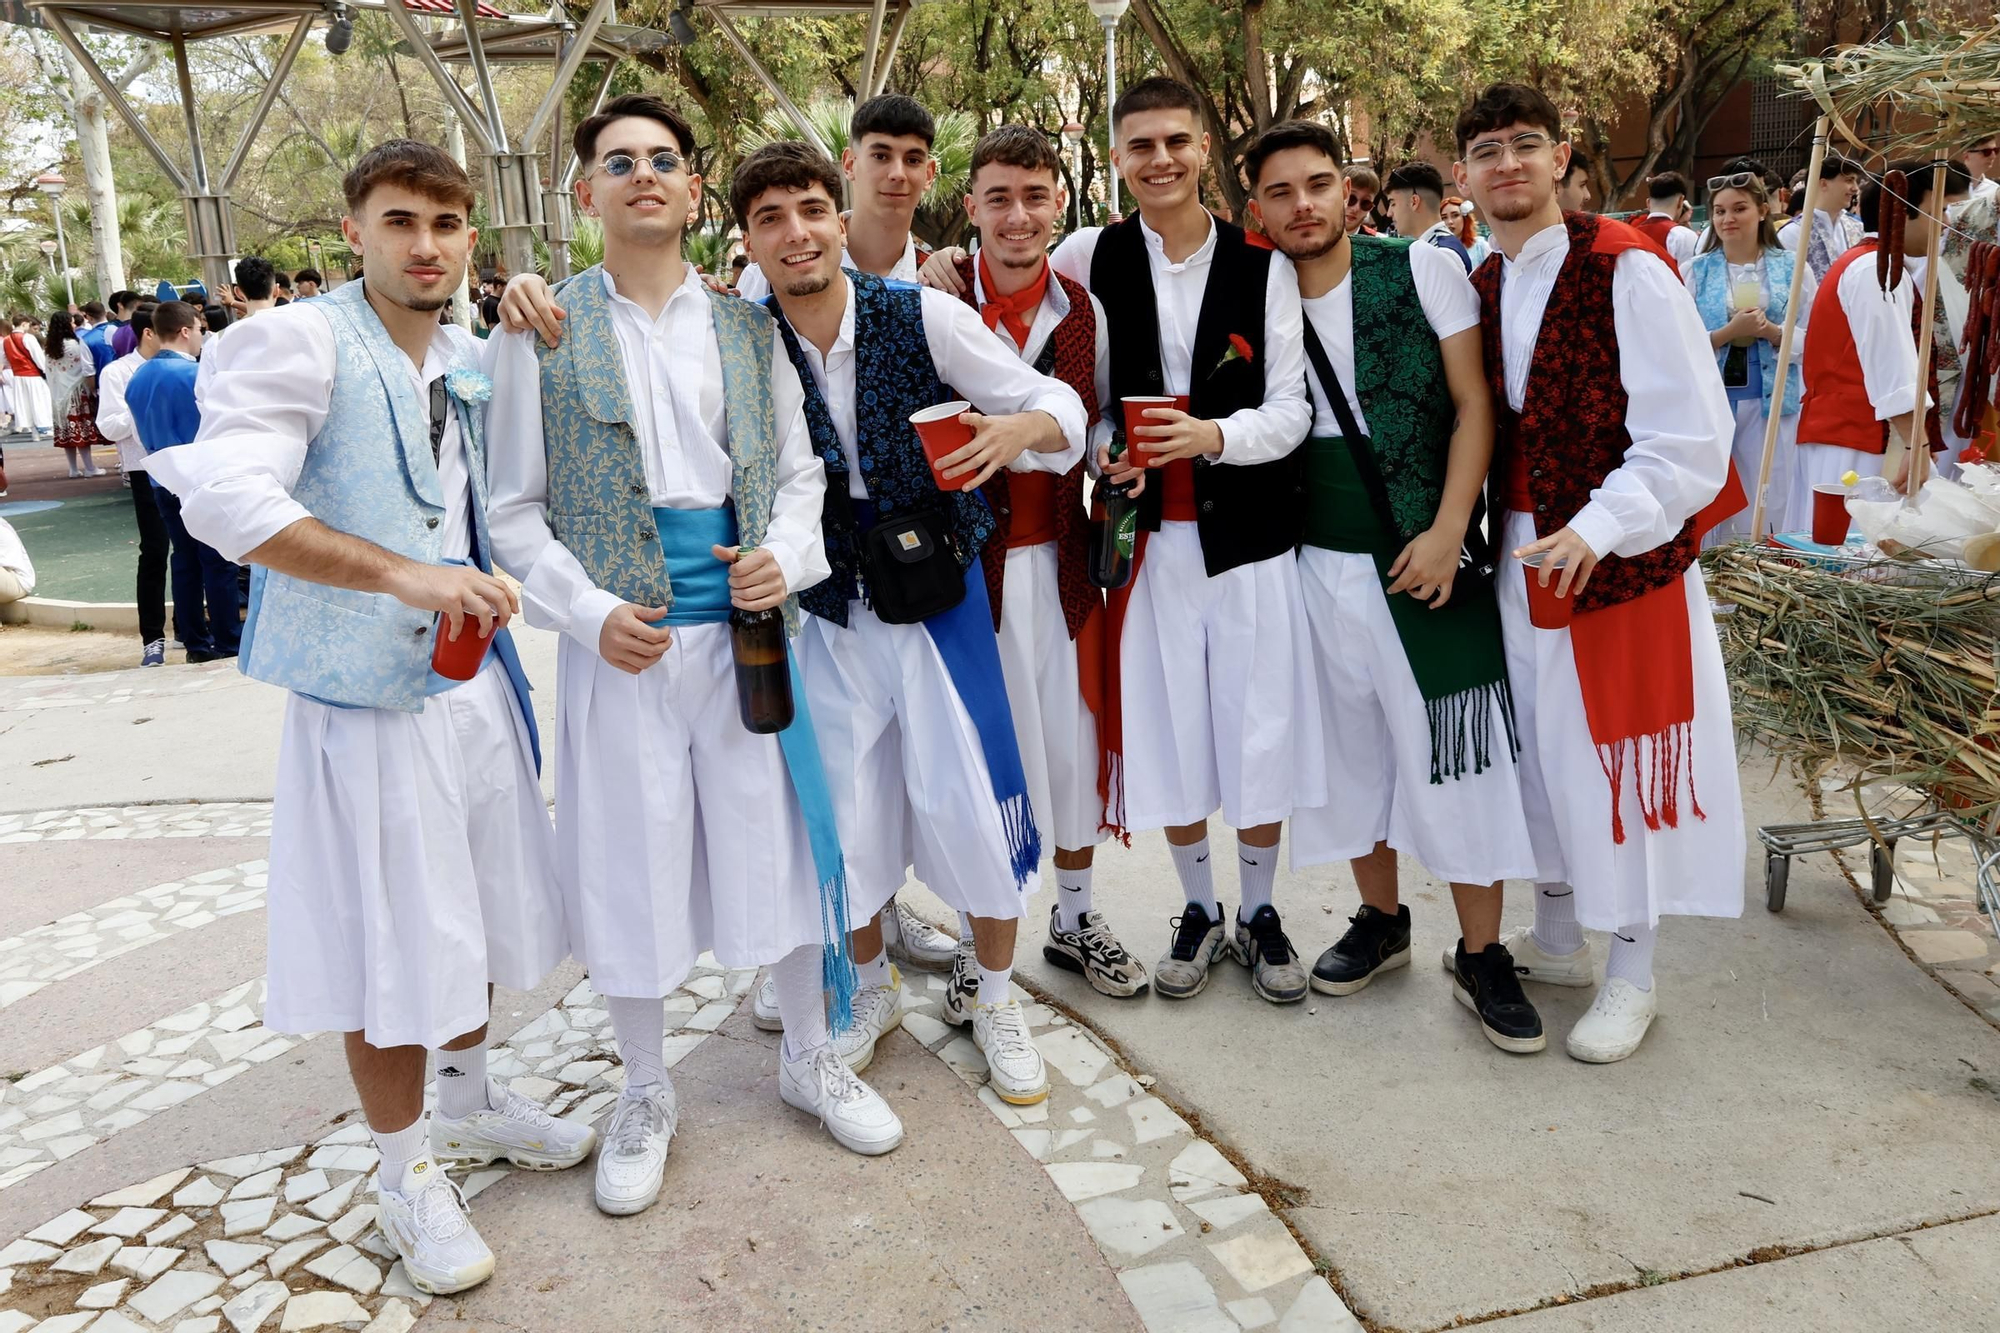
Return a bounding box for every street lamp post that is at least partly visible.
[1061,121,1086,231]
[1085,0,1129,223]
[36,172,74,309]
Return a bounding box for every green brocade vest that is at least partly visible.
[1303,236,1456,552]
[1300,236,1516,784]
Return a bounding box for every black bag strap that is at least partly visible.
[1301,318,1495,565]
[1301,319,1397,532]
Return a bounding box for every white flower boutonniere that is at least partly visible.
[446,368,492,403]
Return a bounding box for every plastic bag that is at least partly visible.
[1846,474,2000,560]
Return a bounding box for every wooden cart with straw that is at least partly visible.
[1724,23,2000,920]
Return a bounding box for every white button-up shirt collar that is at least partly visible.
[598,263,730,505]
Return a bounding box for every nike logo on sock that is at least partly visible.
[1195,854,1208,864]
[1614,932,1636,944]
[1540,889,1574,898]
[1242,858,1259,866]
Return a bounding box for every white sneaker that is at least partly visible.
[972,999,1048,1105]
[375,1157,494,1295]
[1566,978,1658,1064]
[593,1082,678,1215]
[884,898,959,972]
[752,973,784,1032]
[940,941,978,1027]
[1442,926,1594,988]
[779,1045,904,1156]
[432,1077,597,1171]
[831,967,903,1074]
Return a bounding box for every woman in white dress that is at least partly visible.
[45,312,103,477]
[2,317,51,439]
[1685,171,1813,540]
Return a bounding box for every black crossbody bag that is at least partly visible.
[1301,323,1496,607]
[823,480,967,625]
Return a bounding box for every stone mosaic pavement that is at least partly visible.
[1,800,1353,1333]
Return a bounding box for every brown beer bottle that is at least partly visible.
[730,605,794,734]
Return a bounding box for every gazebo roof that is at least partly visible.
[396,16,669,64]
[12,0,507,42]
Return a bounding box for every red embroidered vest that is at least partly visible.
[1471,213,1696,613]
[953,254,1101,639]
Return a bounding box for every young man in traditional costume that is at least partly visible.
[1793,162,1967,511]
[144,140,592,1295]
[1778,155,1865,281]
[486,96,904,1219]
[1453,83,1745,1063]
[931,78,1320,1004]
[936,124,1146,997]
[1245,120,1548,1050]
[734,139,1086,1103]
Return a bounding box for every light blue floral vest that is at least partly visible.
[1686,246,1804,417]
[237,280,496,712]
[534,266,794,625]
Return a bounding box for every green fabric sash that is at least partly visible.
[1302,241,1517,782]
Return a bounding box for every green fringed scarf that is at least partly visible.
[1301,236,1517,783]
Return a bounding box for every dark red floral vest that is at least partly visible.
[1470,213,1697,613]
[952,255,1101,639]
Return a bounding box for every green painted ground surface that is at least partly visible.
[3,491,144,605]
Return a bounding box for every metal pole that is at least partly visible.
[1100,14,1119,221]
[871,1,912,98]
[51,204,73,308]
[1904,159,1950,503]
[859,0,886,101]
[1749,115,1827,540]
[1070,138,1083,231]
[708,8,832,159]
[221,14,316,190]
[39,10,188,191]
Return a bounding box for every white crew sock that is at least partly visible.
[371,1116,431,1194]
[855,949,890,987]
[1169,838,1219,919]
[1605,922,1659,992]
[605,994,667,1092]
[1055,867,1094,932]
[431,1043,489,1120]
[957,911,975,941]
[1531,883,1586,957]
[1238,839,1278,919]
[771,944,831,1064]
[977,964,1012,1007]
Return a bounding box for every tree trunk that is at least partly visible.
[69,50,126,295]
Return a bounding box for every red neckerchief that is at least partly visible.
[977,251,1048,352]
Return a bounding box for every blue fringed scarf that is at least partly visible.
[651,505,858,1030]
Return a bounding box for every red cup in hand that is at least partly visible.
[909,400,975,491]
[1521,552,1574,630]
[1122,395,1190,454]
[1810,484,1852,546]
[430,614,494,681]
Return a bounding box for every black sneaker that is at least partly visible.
[1450,941,1547,1054]
[1153,902,1228,999]
[1229,905,1309,1003]
[1310,905,1413,996]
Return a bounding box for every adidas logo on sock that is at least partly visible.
[438,1065,465,1077]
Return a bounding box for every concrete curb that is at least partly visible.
[0,596,151,632]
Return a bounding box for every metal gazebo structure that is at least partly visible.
[693,0,919,157]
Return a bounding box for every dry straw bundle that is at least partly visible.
[1706,544,2000,808]
[1780,20,2000,158]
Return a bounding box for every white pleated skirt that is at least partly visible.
[552,623,826,1000]
[995,543,1105,852]
[1497,511,1746,929]
[264,658,565,1048]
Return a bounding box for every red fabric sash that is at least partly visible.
[1096,527,1145,842]
[1567,569,1704,845]
[978,251,1048,352]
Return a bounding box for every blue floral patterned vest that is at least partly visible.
[1685,246,1803,417]
[535,265,794,622]
[237,280,493,712]
[770,271,995,626]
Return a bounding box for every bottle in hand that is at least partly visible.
[730,606,794,734]
[1090,441,1139,590]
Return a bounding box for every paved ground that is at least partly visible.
[3,623,1998,1333]
[1,445,133,605]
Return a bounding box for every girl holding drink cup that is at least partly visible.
[1685,171,1813,539]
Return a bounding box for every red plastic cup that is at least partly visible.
[430,614,494,681]
[910,400,975,491]
[1521,552,1574,630]
[1810,483,1852,546]
[1123,395,1189,454]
